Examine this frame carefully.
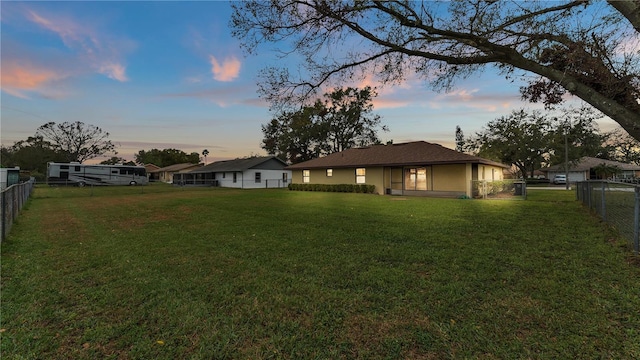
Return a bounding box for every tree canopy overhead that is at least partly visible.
[231,0,640,140]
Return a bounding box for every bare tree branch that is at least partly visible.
[232,0,640,140]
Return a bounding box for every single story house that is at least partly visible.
[174,156,291,189]
[143,164,161,182]
[542,157,640,183]
[151,163,202,183]
[286,141,509,197]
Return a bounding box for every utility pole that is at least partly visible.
[564,124,570,190]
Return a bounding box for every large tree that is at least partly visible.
[262,87,387,163]
[547,106,610,166]
[605,128,640,165]
[262,104,328,164]
[324,87,387,153]
[36,121,117,163]
[1,136,67,177]
[100,157,136,166]
[231,0,640,141]
[469,106,612,177]
[134,148,200,167]
[467,109,553,178]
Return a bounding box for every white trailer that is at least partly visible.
[47,163,148,186]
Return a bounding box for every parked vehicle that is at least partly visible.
[47,162,148,186]
[552,174,567,185]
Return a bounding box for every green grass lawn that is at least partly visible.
[2,186,639,359]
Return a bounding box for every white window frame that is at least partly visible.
[326,169,333,177]
[302,169,310,183]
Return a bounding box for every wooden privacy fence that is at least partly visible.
[1,178,36,242]
[576,180,640,255]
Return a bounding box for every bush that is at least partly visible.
[288,183,376,194]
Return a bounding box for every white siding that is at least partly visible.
[215,170,291,189]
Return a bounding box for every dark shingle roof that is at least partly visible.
[189,156,287,173]
[286,141,508,169]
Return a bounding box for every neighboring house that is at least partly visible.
[542,157,640,183]
[286,141,509,197]
[152,163,202,183]
[174,156,291,189]
[143,164,161,182]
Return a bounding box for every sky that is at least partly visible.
[0,1,620,164]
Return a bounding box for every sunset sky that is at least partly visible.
[0,1,617,164]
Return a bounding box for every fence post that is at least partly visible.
[634,186,639,255]
[601,181,607,221]
[1,190,5,243]
[587,182,592,209]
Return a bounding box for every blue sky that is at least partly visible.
[0,1,616,164]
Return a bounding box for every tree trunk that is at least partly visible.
[608,0,640,32]
[515,58,640,141]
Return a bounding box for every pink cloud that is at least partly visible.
[26,10,85,47]
[25,9,132,83]
[431,88,522,112]
[209,55,241,82]
[372,96,411,109]
[1,61,66,98]
[327,71,421,110]
[99,63,129,82]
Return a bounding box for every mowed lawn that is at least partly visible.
[2,186,639,359]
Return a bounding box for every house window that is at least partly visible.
[326,169,333,177]
[233,173,237,183]
[255,172,261,183]
[356,168,366,184]
[302,170,310,183]
[404,167,427,190]
[282,172,288,182]
[222,172,226,179]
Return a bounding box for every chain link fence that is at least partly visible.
[576,181,639,255]
[172,177,291,189]
[471,179,527,199]
[1,178,36,242]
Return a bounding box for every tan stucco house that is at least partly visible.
[151,163,202,183]
[286,141,509,197]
